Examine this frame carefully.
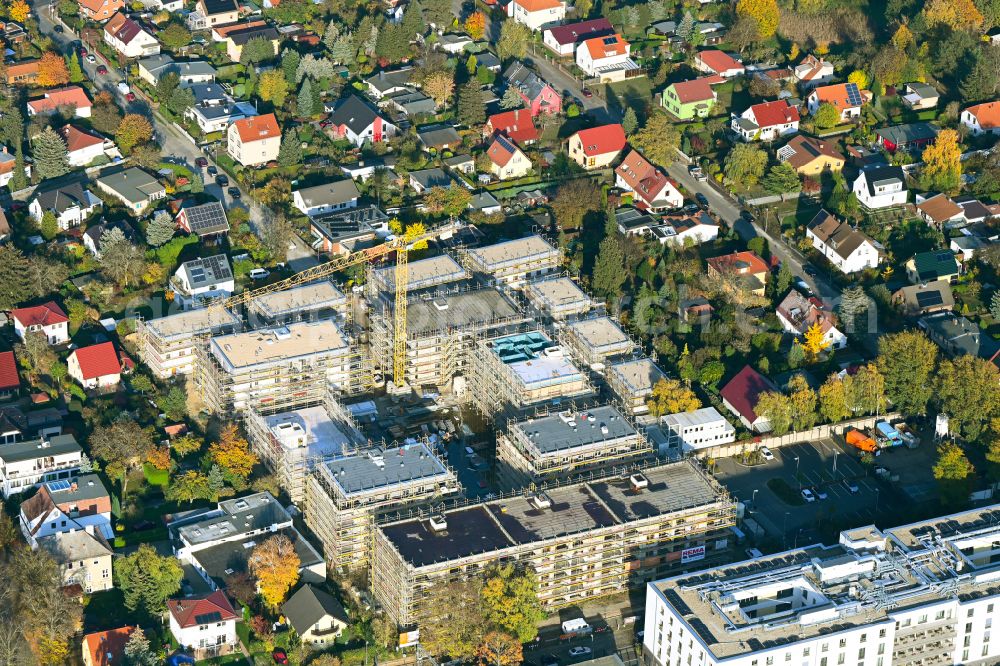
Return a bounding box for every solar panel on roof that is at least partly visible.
[845,82,862,106]
[915,291,944,308]
[194,611,223,624]
[494,135,516,153]
[47,479,71,492]
[602,36,617,45]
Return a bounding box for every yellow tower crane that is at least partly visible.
[210,221,458,387]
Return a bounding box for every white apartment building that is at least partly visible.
[137,308,242,378]
[463,235,561,287]
[0,434,83,499]
[661,407,735,456]
[644,504,1000,666]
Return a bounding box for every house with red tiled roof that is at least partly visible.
[542,18,614,56]
[719,365,779,432]
[568,124,626,169]
[27,86,93,118]
[486,136,531,180]
[81,626,136,666]
[614,149,682,212]
[79,0,125,21]
[661,78,719,120]
[506,0,566,31]
[67,342,122,390]
[962,101,1000,136]
[731,100,800,142]
[168,591,239,659]
[706,251,770,296]
[0,145,29,189]
[103,12,160,58]
[11,302,69,344]
[694,50,745,78]
[806,82,867,121]
[484,109,539,145]
[227,113,281,167]
[576,34,639,82]
[5,59,39,85]
[0,351,19,400]
[793,54,834,87]
[776,289,847,350]
[59,125,111,167]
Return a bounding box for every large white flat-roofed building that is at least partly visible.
[607,358,668,415]
[661,407,735,456]
[368,254,469,297]
[495,404,653,488]
[524,276,594,320]
[198,320,357,413]
[0,434,83,499]
[247,281,348,326]
[471,330,593,419]
[244,390,366,505]
[373,460,736,629]
[561,317,635,369]
[644,504,1000,666]
[463,235,561,287]
[137,308,242,379]
[306,442,459,573]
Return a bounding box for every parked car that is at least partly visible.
[195,157,208,168]
[125,92,136,102]
[759,446,775,461]
[568,648,592,658]
[541,655,560,666]
[740,210,755,224]
[96,65,108,75]
[215,174,229,186]
[79,46,88,55]
[689,165,707,181]
[816,488,828,500]
[844,480,860,494]
[54,24,63,32]
[581,88,593,98]
[803,264,818,277]
[801,488,816,502]
[228,186,241,199]
[248,268,270,280]
[117,81,129,94]
[272,649,289,665]
[695,192,709,208]
[207,165,218,176]
[86,54,96,63]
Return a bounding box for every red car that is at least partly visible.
[272,649,289,665]
[96,65,108,75]
[125,92,136,102]
[79,47,88,55]
[195,157,208,168]
[581,88,593,98]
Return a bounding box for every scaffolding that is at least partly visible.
[522,275,594,320]
[558,315,638,369]
[136,308,242,379]
[459,234,562,287]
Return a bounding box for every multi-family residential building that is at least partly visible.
[28,180,100,229]
[523,276,594,320]
[137,308,241,378]
[306,441,458,573]
[643,504,1000,666]
[567,124,626,169]
[11,302,69,344]
[607,357,667,415]
[247,281,349,327]
[171,254,234,310]
[506,0,566,31]
[853,165,908,209]
[227,113,281,167]
[560,316,635,369]
[95,167,166,215]
[806,209,883,274]
[661,407,735,456]
[19,474,112,547]
[103,12,160,58]
[0,434,83,498]
[731,100,800,142]
[463,235,561,286]
[373,460,736,628]
[37,528,113,592]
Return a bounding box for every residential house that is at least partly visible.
[706,251,770,297]
[137,54,217,85]
[905,250,961,284]
[83,220,136,258]
[37,528,113,593]
[486,136,532,180]
[417,124,462,151]
[171,254,234,309]
[29,180,100,230]
[567,124,626,169]
[503,63,562,116]
[103,12,161,58]
[793,54,834,87]
[614,150,683,212]
[0,434,83,498]
[951,236,985,261]
[282,585,349,646]
[0,145,29,188]
[5,59,39,85]
[719,365,779,432]
[805,209,882,274]
[900,82,939,110]
[293,180,360,217]
[893,282,954,317]
[916,194,965,228]
[661,78,718,120]
[731,100,800,142]
[576,34,639,83]
[961,101,1000,136]
[67,342,122,390]
[81,627,136,666]
[384,89,435,116]
[777,135,845,175]
[78,0,125,21]
[776,290,847,350]
[659,211,720,246]
[19,474,113,547]
[95,167,166,215]
[409,168,452,193]
[853,165,907,209]
[806,82,865,121]
[364,67,416,99]
[27,86,93,118]
[484,109,539,145]
[308,206,388,255]
[176,201,230,239]
[0,351,19,400]
[224,24,280,62]
[875,122,939,152]
[167,591,239,659]
[473,52,501,72]
[542,18,614,56]
[326,95,397,146]
[59,125,111,167]
[193,0,238,27]
[693,50,744,78]
[183,83,256,134]
[661,407,735,456]
[227,113,281,167]
[506,0,566,31]
[11,302,69,344]
[919,312,1000,366]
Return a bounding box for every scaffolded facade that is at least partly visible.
[136,308,242,379]
[461,235,561,287]
[559,316,636,369]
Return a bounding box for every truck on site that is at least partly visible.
[874,421,904,448]
[846,428,879,453]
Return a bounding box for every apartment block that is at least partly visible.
[373,460,736,628]
[305,443,459,573]
[643,504,1000,666]
[607,358,668,416]
[495,404,653,488]
[523,276,594,320]
[0,434,83,499]
[247,281,349,327]
[137,308,242,379]
[661,407,736,456]
[367,254,469,299]
[462,235,561,287]
[560,316,635,369]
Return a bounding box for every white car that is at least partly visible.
[568,648,592,658]
[117,81,130,94]
[759,446,775,461]
[801,488,816,503]
[86,54,96,63]
[248,268,270,280]
[844,480,860,494]
[816,488,828,500]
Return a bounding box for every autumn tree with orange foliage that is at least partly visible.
[248,534,300,610]
[923,0,983,30]
[476,632,522,666]
[8,0,29,22]
[145,445,172,471]
[36,52,70,88]
[464,11,487,40]
[208,423,258,482]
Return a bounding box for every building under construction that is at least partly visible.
[371,459,737,629]
[560,316,636,370]
[494,404,653,488]
[244,386,367,505]
[137,308,243,379]
[247,280,349,327]
[523,276,594,320]
[367,254,469,298]
[461,235,561,287]
[305,442,459,573]
[606,357,668,416]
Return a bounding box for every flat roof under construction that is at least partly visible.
[211,320,349,370]
[608,358,666,395]
[405,288,523,337]
[590,464,718,521]
[567,317,633,353]
[263,405,358,454]
[373,254,468,292]
[512,404,637,455]
[524,277,592,312]
[322,443,451,496]
[466,235,558,271]
[250,281,346,318]
[144,308,241,340]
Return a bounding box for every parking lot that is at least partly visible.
[715,437,909,548]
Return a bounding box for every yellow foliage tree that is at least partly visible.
[115,114,153,154]
[788,43,800,61]
[9,0,29,22]
[257,70,288,107]
[736,0,780,37]
[646,378,701,417]
[464,12,486,40]
[36,636,69,666]
[891,23,912,50]
[847,70,869,90]
[476,632,523,666]
[923,0,983,30]
[921,128,962,194]
[403,221,428,250]
[208,424,258,481]
[801,321,831,359]
[248,534,300,610]
[145,445,172,471]
[36,52,70,88]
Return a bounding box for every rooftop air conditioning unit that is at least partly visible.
[630,473,649,491]
[429,514,448,532]
[530,493,552,510]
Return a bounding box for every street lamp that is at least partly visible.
[832,451,839,479]
[794,456,801,489]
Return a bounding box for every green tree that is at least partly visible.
[157,385,187,420]
[935,356,1000,439]
[0,246,35,310]
[89,420,154,499]
[480,564,543,643]
[146,211,176,247]
[330,31,355,64]
[621,107,638,136]
[756,391,793,435]
[991,290,1000,322]
[630,111,681,166]
[189,172,204,194]
[762,162,801,196]
[592,217,626,300]
[876,330,938,416]
[297,78,315,117]
[282,49,301,86]
[66,54,84,83]
[40,211,59,240]
[457,80,487,127]
[500,87,524,110]
[818,374,850,423]
[724,143,768,190]
[240,37,276,66]
[166,471,213,504]
[933,442,975,505]
[12,144,28,191]
[960,51,999,103]
[123,628,157,666]
[114,544,183,615]
[32,126,70,180]
[787,374,817,431]
[278,129,302,167]
[159,23,192,51]
[699,360,726,387]
[497,20,530,61]
[813,102,840,129]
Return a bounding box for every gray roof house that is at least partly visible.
[408,168,452,193]
[83,220,136,258]
[29,180,101,230]
[95,168,166,215]
[293,180,361,217]
[281,585,349,645]
[417,124,462,150]
[919,312,1000,365]
[138,54,217,85]
[365,67,416,98]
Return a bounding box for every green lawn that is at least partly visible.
[143,462,169,486]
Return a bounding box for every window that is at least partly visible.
[858,648,865,660]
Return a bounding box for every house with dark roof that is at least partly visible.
[171,254,235,309]
[293,180,360,217]
[224,24,280,62]
[719,365,778,432]
[568,124,626,169]
[281,585,349,645]
[731,100,800,142]
[137,54,217,86]
[905,250,961,284]
[875,122,939,152]
[176,201,230,238]
[19,474,112,546]
[82,219,136,258]
[900,82,939,110]
[95,167,166,215]
[326,95,397,147]
[503,63,562,116]
[408,168,453,193]
[11,302,69,344]
[417,124,462,151]
[103,12,160,58]
[0,351,19,400]
[168,591,239,659]
[38,528,113,593]
[67,342,122,390]
[28,179,101,230]
[365,67,416,98]
[919,312,1000,366]
[853,165,907,209]
[805,209,882,274]
[893,282,954,317]
[777,135,845,175]
[542,17,613,55]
